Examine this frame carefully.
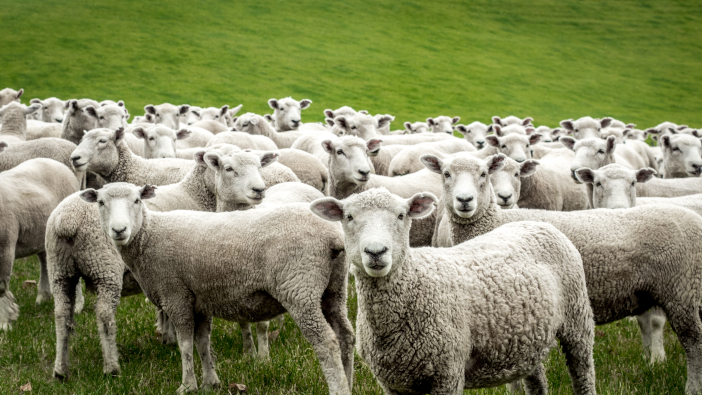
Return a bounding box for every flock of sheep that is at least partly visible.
[2,85,702,394]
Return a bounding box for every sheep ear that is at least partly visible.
[519,160,540,177]
[454,125,466,137]
[635,168,656,183]
[219,105,229,115]
[144,105,156,115]
[452,116,460,124]
[193,150,207,166]
[486,154,506,174]
[560,119,575,131]
[492,116,502,125]
[67,99,78,111]
[377,115,392,130]
[299,99,312,109]
[324,109,334,118]
[485,135,499,147]
[486,124,494,134]
[661,135,671,149]
[178,104,190,115]
[525,127,535,135]
[406,192,437,219]
[230,116,238,125]
[268,99,279,110]
[140,185,157,200]
[204,152,223,170]
[426,117,435,126]
[249,116,260,125]
[529,133,542,145]
[403,122,413,131]
[358,110,369,115]
[84,105,98,118]
[522,117,533,126]
[420,154,443,174]
[574,168,595,184]
[0,141,8,152]
[667,127,677,135]
[15,89,24,99]
[260,152,279,168]
[191,109,201,117]
[693,130,702,138]
[133,127,146,139]
[600,117,613,129]
[310,198,344,222]
[606,136,617,153]
[678,125,689,130]
[145,113,154,122]
[230,104,243,116]
[117,100,125,107]
[114,127,126,143]
[560,136,576,151]
[622,129,631,138]
[176,129,191,140]
[80,189,99,203]
[25,103,41,115]
[645,128,659,135]
[627,123,636,128]
[493,125,503,137]
[325,117,335,127]
[321,140,335,155]
[265,114,275,122]
[30,98,42,104]
[366,138,383,153]
[334,116,350,131]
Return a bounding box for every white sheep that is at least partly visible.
[373,114,395,135]
[0,158,80,330]
[657,134,702,178]
[560,116,613,140]
[0,102,42,144]
[179,105,201,126]
[323,106,358,120]
[205,130,278,151]
[0,88,23,106]
[403,121,429,134]
[195,104,242,126]
[455,121,489,149]
[598,127,659,171]
[84,101,129,131]
[488,157,540,208]
[132,125,192,159]
[624,128,648,141]
[234,112,310,149]
[246,148,328,192]
[492,115,533,127]
[80,182,354,394]
[60,99,101,145]
[424,152,702,393]
[561,136,647,179]
[267,96,313,131]
[485,130,542,163]
[426,115,460,133]
[534,125,565,143]
[29,97,66,123]
[387,138,477,176]
[144,103,190,130]
[0,138,81,181]
[310,188,596,394]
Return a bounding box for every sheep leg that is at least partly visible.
[157,310,177,345]
[239,321,256,357]
[52,276,79,380]
[666,305,702,394]
[95,282,121,376]
[276,314,285,330]
[637,307,667,364]
[522,362,548,395]
[558,324,596,395]
[36,252,53,304]
[322,292,356,391]
[0,247,19,331]
[506,380,524,393]
[288,306,350,395]
[194,313,220,391]
[255,321,270,360]
[74,279,85,314]
[171,310,198,394]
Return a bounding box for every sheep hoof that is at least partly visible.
[35,292,51,305]
[176,383,197,394]
[53,370,68,382]
[103,366,120,376]
[0,292,19,331]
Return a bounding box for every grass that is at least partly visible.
[1,0,701,393]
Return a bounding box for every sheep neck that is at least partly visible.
[0,108,27,138]
[447,190,503,244]
[102,142,140,183]
[216,199,255,212]
[61,110,94,145]
[180,164,217,212]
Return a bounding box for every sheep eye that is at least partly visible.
[156,113,160,117]
[480,172,486,178]
[43,107,48,110]
[215,115,219,118]
[631,182,636,187]
[100,116,105,120]
[337,150,344,155]
[347,214,353,221]
[501,145,506,149]
[398,214,404,220]
[596,182,602,187]
[514,173,519,177]
[134,199,140,204]
[351,126,357,129]
[99,139,107,144]
[149,137,155,141]
[443,171,451,178]
[243,122,249,127]
[225,167,233,172]
[673,147,681,152]
[98,200,104,206]
[597,150,605,154]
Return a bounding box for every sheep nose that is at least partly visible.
[498,193,512,203]
[70,155,82,164]
[476,141,485,147]
[515,158,525,163]
[112,227,127,236]
[292,119,300,125]
[358,169,370,177]
[252,187,265,194]
[55,118,64,123]
[364,245,388,258]
[455,194,474,203]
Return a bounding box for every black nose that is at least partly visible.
[292,119,300,124]
[56,118,64,123]
[252,187,265,194]
[112,227,127,236]
[456,195,474,203]
[498,193,512,203]
[358,169,370,176]
[364,246,388,258]
[71,155,81,164]
[476,141,485,147]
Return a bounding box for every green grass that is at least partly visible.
[1,0,701,393]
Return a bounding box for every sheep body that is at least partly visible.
[387,138,477,176]
[206,131,278,151]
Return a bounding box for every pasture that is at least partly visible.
[1,0,701,393]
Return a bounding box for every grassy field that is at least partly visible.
[1,0,701,393]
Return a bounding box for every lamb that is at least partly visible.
[331,112,390,140]
[234,112,311,149]
[81,183,355,394]
[658,134,702,178]
[0,102,42,144]
[60,99,101,145]
[485,131,541,163]
[144,103,190,130]
[310,188,596,394]
[535,125,565,143]
[427,115,460,134]
[179,105,201,126]
[267,96,313,132]
[560,116,613,140]
[624,129,648,141]
[488,157,539,209]
[84,101,129,131]
[455,121,489,149]
[206,130,278,151]
[424,152,702,393]
[323,106,358,120]
[0,88,23,106]
[324,135,442,246]
[194,104,242,126]
[0,158,80,330]
[561,136,647,178]
[133,125,192,159]
[403,121,429,134]
[387,138,477,176]
[29,97,66,123]
[492,115,533,127]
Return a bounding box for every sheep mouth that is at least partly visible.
[72,162,88,171]
[497,202,513,208]
[687,170,702,176]
[246,195,264,202]
[354,176,370,183]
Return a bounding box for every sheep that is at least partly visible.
[0,88,23,106]
[560,116,613,140]
[331,112,390,140]
[205,143,300,186]
[489,157,540,209]
[0,138,80,179]
[144,103,190,130]
[133,125,192,159]
[188,119,229,134]
[130,113,155,125]
[387,138,477,176]
[84,101,129,130]
[267,96,313,132]
[427,115,460,134]
[485,131,541,163]
[245,148,328,192]
[644,121,687,140]
[324,135,441,246]
[179,105,201,126]
[323,106,358,119]
[223,105,243,127]
[455,121,489,149]
[25,120,63,140]
[492,115,533,127]
[561,136,647,179]
[310,188,596,395]
[373,114,395,135]
[403,121,429,134]
[424,152,702,393]
[0,102,42,144]
[624,129,648,141]
[206,130,278,151]
[658,134,702,178]
[535,125,565,143]
[0,158,80,330]
[80,182,355,394]
[234,112,311,149]
[195,104,242,126]
[29,97,66,123]
[60,99,101,145]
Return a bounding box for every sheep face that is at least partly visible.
[180,106,202,126]
[84,102,128,131]
[0,88,23,107]
[268,97,312,131]
[623,129,647,141]
[661,134,702,177]
[145,103,190,129]
[403,121,430,134]
[599,127,624,144]
[560,116,611,140]
[562,137,616,181]
[133,125,190,159]
[426,115,460,134]
[574,164,655,209]
[80,183,155,245]
[70,128,123,174]
[310,188,435,277]
[323,136,381,186]
[421,153,506,219]
[492,115,533,127]
[198,106,229,125]
[204,150,278,205]
[30,97,66,123]
[490,157,539,209]
[335,113,388,141]
[485,133,541,163]
[455,122,488,148]
[233,112,265,134]
[324,106,356,119]
[0,102,41,124]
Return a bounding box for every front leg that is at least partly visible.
[170,309,198,394]
[36,252,53,304]
[194,313,220,391]
[256,321,270,360]
[0,246,19,331]
[239,322,256,357]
